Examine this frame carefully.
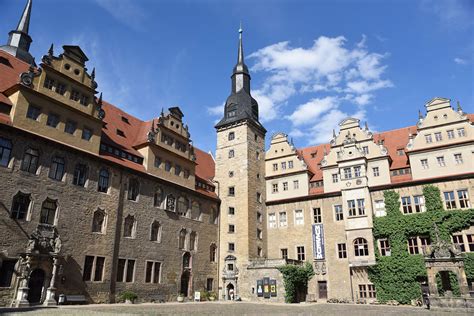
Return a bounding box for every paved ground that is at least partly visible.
[0,302,471,316]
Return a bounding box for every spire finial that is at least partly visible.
[237,23,244,65]
[91,67,96,80]
[457,100,463,113]
[48,43,54,57]
[17,0,33,34]
[365,121,369,131]
[333,129,336,138]
[418,109,423,120]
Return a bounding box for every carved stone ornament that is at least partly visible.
[25,224,61,254]
[425,224,462,259]
[314,261,327,275]
[19,64,41,87]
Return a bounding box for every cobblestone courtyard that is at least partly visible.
[0,302,471,316]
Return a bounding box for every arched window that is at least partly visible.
[21,148,39,174]
[49,156,65,181]
[354,238,369,256]
[123,215,136,238]
[0,137,12,167]
[150,221,161,242]
[11,192,31,220]
[179,229,186,249]
[154,187,163,208]
[189,231,197,251]
[92,209,106,233]
[40,198,57,225]
[73,163,88,186]
[98,168,109,193]
[210,243,217,262]
[183,252,191,269]
[177,197,189,217]
[210,207,218,225]
[191,201,201,220]
[127,179,139,201]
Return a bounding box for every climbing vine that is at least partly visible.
[435,271,461,297]
[278,262,315,303]
[368,185,474,304]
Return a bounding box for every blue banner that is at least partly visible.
[312,224,325,260]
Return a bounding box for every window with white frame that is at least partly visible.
[434,132,442,142]
[401,196,413,214]
[334,205,343,221]
[116,258,135,282]
[272,163,278,171]
[337,243,347,258]
[413,195,425,213]
[421,159,429,169]
[272,183,278,193]
[357,199,365,215]
[444,191,456,209]
[283,182,288,191]
[348,200,357,217]
[457,128,466,137]
[288,161,294,169]
[281,162,286,170]
[425,134,432,143]
[150,221,162,242]
[123,215,136,238]
[294,210,304,225]
[436,156,446,167]
[374,200,386,217]
[379,239,391,256]
[408,237,419,254]
[447,130,455,139]
[344,168,352,179]
[373,167,380,177]
[279,211,287,227]
[332,173,338,183]
[458,189,470,208]
[362,146,369,155]
[268,213,276,228]
[297,246,305,261]
[293,180,299,189]
[313,208,322,223]
[92,209,106,233]
[454,153,463,165]
[452,235,465,252]
[354,166,361,177]
[354,238,369,256]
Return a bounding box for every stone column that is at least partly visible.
[43,256,59,306]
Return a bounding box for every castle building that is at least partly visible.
[0,0,473,307]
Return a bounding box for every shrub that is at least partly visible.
[120,290,138,302]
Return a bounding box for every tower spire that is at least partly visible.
[0,0,35,64]
[238,23,244,66]
[16,0,32,34]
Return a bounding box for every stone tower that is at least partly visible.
[215,27,266,300]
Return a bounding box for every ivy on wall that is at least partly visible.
[435,271,461,297]
[368,185,474,304]
[278,262,315,303]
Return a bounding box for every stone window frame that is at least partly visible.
[82,255,106,282]
[294,209,304,225]
[457,189,470,209]
[48,156,66,182]
[0,259,17,287]
[313,207,322,224]
[91,208,107,234]
[228,149,235,159]
[457,128,466,137]
[21,147,40,174]
[337,243,347,259]
[372,167,380,177]
[332,173,338,183]
[452,234,465,253]
[296,245,305,261]
[64,120,77,135]
[191,201,202,220]
[434,132,443,142]
[454,153,463,165]
[26,104,41,121]
[228,132,235,141]
[288,160,294,169]
[210,243,217,262]
[272,183,278,193]
[144,260,162,284]
[413,195,425,213]
[0,137,12,168]
[98,168,110,193]
[436,156,446,167]
[46,112,60,128]
[228,242,235,252]
[447,129,455,139]
[353,237,369,257]
[228,224,235,233]
[72,163,88,187]
[150,220,162,243]
[420,158,429,169]
[378,238,391,256]
[123,215,137,239]
[127,178,140,201]
[82,126,93,141]
[189,232,197,252]
[178,228,187,250]
[10,191,32,221]
[268,212,276,228]
[443,191,457,209]
[116,258,136,283]
[279,211,287,227]
[374,199,386,217]
[40,198,59,226]
[153,187,164,208]
[334,205,343,221]
[281,248,288,259]
[401,196,413,214]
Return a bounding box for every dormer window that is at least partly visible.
[397,149,404,156]
[116,129,125,137]
[228,110,236,118]
[121,116,130,124]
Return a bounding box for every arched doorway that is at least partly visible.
[180,270,190,296]
[226,283,235,300]
[28,269,45,304]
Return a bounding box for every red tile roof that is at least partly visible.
[0,50,29,93]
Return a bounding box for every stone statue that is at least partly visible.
[53,237,62,253]
[425,224,461,259]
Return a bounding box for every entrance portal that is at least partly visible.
[28,269,45,304]
[180,270,190,296]
[318,281,328,299]
[226,283,235,300]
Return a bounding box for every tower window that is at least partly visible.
[228,132,235,141]
[227,110,236,118]
[228,149,235,158]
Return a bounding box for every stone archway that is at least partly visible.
[180,270,190,296]
[27,269,45,304]
[226,282,235,300]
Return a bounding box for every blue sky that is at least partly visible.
[1,0,473,153]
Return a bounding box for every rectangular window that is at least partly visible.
[379,239,391,256]
[444,191,456,209]
[83,256,94,281]
[293,180,299,189]
[437,156,446,167]
[357,199,365,215]
[272,163,278,171]
[82,127,92,141]
[257,212,262,223]
[0,259,17,287]
[283,182,288,191]
[279,211,287,227]
[334,205,343,221]
[332,173,338,183]
[79,95,89,106]
[46,113,60,128]
[73,164,88,186]
[348,200,356,217]
[367,285,376,298]
[0,137,12,167]
[257,229,262,239]
[344,167,352,179]
[362,146,369,155]
[397,149,405,156]
[313,208,322,223]
[281,162,286,170]
[228,187,235,196]
[420,236,430,253]
[458,189,470,208]
[281,248,288,259]
[421,159,429,169]
[425,134,432,144]
[374,200,386,217]
[206,278,213,292]
[94,257,105,281]
[452,235,465,253]
[228,224,235,233]
[228,207,235,215]
[457,128,466,137]
[337,243,347,259]
[165,161,172,172]
[297,246,305,261]
[354,166,361,177]
[154,156,162,168]
[454,153,463,165]
[117,258,135,283]
[359,284,367,298]
[434,132,442,142]
[70,90,80,101]
[401,196,413,214]
[65,120,77,135]
[294,210,304,225]
[268,213,276,228]
[408,237,419,254]
[372,167,380,177]
[272,183,278,193]
[413,195,425,213]
[44,76,55,90]
[26,105,41,121]
[56,82,66,95]
[467,235,474,252]
[174,164,182,176]
[288,161,294,169]
[447,130,455,139]
[228,243,235,252]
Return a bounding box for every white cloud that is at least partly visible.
[94,0,148,31]
[207,104,223,116]
[286,97,338,125]
[454,57,467,65]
